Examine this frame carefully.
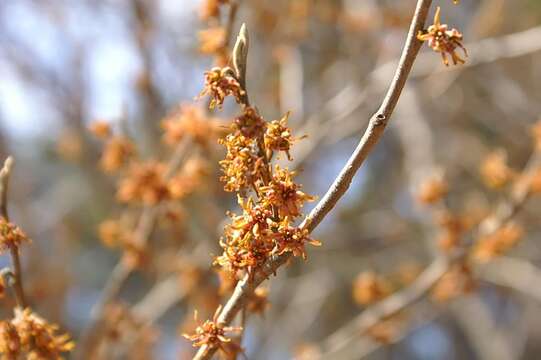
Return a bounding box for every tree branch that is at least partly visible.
[192,1,433,358]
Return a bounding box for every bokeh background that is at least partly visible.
[1,0,541,359]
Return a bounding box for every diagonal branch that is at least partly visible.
[193,1,433,358]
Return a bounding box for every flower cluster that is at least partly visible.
[417,7,467,66]
[182,307,242,357]
[209,83,318,277]
[0,308,74,359]
[0,218,29,253]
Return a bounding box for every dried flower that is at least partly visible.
[0,218,29,252]
[473,222,524,262]
[100,137,135,173]
[200,67,245,109]
[215,197,275,275]
[98,219,128,249]
[417,173,448,204]
[480,150,514,189]
[199,27,226,55]
[233,107,266,139]
[88,121,112,139]
[367,316,403,344]
[431,263,474,302]
[259,167,316,219]
[417,7,467,66]
[117,161,171,205]
[264,112,296,160]
[162,105,223,147]
[200,0,229,20]
[352,271,393,306]
[219,134,264,192]
[272,218,321,260]
[182,306,242,355]
[435,210,465,252]
[0,308,74,359]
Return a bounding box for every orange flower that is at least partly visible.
[200,67,244,109]
[272,218,321,260]
[352,271,393,306]
[182,306,242,355]
[88,120,112,139]
[117,161,171,205]
[417,173,448,204]
[0,218,29,252]
[473,222,524,262]
[431,263,474,302]
[161,105,223,147]
[480,149,514,189]
[0,308,75,359]
[264,112,296,160]
[417,7,467,66]
[200,0,229,21]
[259,167,315,219]
[219,134,264,192]
[198,27,226,55]
[100,137,135,173]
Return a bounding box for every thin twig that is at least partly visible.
[192,1,433,358]
[0,156,27,308]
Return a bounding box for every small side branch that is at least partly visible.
[0,156,27,308]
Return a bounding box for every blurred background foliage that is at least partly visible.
[1,0,541,359]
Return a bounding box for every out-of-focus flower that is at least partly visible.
[367,316,403,344]
[0,308,74,359]
[417,172,448,204]
[117,161,171,205]
[0,218,29,253]
[352,271,393,306]
[199,27,226,55]
[98,219,129,249]
[100,137,136,173]
[480,149,515,189]
[417,7,467,66]
[200,0,229,21]
[473,222,524,262]
[161,105,223,147]
[89,121,112,139]
[431,263,474,302]
[435,210,465,252]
